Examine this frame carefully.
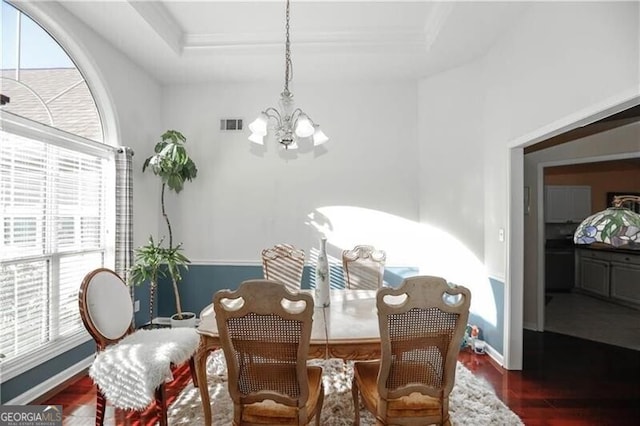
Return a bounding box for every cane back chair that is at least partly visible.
[352,276,471,425]
[342,245,386,290]
[214,279,324,425]
[262,244,305,293]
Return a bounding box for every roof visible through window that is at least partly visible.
[1,0,103,142]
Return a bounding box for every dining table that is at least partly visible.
[194,289,382,426]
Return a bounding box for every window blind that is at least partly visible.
[0,127,110,374]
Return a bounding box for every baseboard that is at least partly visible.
[523,321,539,331]
[484,342,504,367]
[6,356,93,405]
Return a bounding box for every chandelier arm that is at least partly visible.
[291,108,317,126]
[263,107,283,124]
[290,108,303,122]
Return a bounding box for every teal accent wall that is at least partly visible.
[469,277,505,354]
[156,264,419,319]
[0,340,95,404]
[156,265,264,318]
[134,280,155,327]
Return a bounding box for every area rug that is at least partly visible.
[168,349,523,425]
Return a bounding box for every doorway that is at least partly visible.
[505,95,640,370]
[541,159,640,350]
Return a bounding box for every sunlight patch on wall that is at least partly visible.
[307,205,496,326]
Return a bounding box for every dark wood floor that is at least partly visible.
[40,330,640,425]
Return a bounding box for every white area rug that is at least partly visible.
[168,350,522,425]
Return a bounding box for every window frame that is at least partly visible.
[1,111,116,382]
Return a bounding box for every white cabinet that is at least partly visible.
[579,258,610,297]
[610,252,640,306]
[576,249,640,308]
[544,185,591,223]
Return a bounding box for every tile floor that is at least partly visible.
[545,291,640,351]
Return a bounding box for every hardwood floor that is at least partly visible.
[38,363,193,425]
[41,330,640,425]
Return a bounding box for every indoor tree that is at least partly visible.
[130,130,198,323]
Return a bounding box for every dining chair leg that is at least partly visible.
[189,356,199,387]
[351,377,360,426]
[95,388,107,426]
[156,384,168,426]
[315,383,325,426]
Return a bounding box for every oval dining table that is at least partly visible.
[194,289,382,426]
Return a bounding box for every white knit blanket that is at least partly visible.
[89,328,200,410]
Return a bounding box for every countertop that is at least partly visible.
[546,239,640,255]
[575,244,640,255]
[546,238,575,249]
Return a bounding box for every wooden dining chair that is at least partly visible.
[342,245,386,290]
[351,276,471,426]
[214,279,324,426]
[78,268,199,426]
[262,243,305,293]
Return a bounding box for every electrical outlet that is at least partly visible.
[134,300,140,312]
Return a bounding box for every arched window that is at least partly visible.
[0,1,114,380]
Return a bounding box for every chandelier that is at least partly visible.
[248,0,328,150]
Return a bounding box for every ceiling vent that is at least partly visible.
[220,119,243,131]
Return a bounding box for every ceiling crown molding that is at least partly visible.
[129,2,437,57]
[423,2,455,51]
[128,0,183,54]
[183,29,427,54]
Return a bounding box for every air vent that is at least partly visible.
[220,119,243,131]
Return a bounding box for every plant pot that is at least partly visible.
[170,312,196,328]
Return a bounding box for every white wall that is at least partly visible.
[483,1,639,278]
[485,2,639,366]
[417,61,486,261]
[19,1,164,248]
[24,0,640,367]
[160,81,420,263]
[417,1,639,367]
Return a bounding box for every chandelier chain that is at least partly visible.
[284,0,292,94]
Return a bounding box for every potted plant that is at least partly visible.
[130,130,198,327]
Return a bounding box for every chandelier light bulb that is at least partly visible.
[312,126,329,146]
[248,114,268,136]
[248,132,265,145]
[294,114,314,138]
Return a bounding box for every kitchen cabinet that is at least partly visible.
[545,185,591,223]
[610,252,640,306]
[576,248,640,308]
[579,257,609,297]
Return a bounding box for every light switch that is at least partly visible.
[134,300,140,312]
[498,228,505,242]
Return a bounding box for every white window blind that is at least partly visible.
[0,121,113,379]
